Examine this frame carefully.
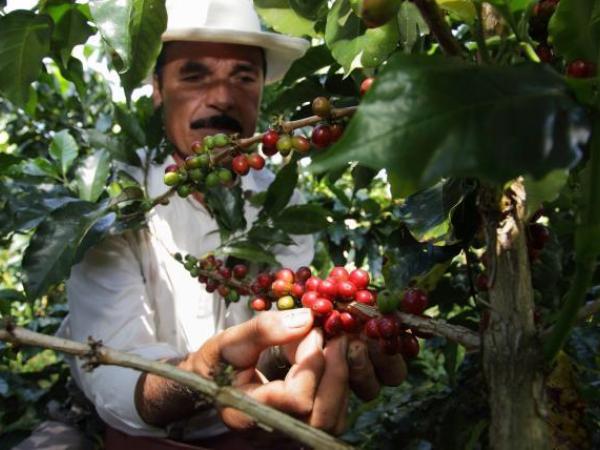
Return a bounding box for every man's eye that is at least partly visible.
[239,75,257,83]
[182,75,202,82]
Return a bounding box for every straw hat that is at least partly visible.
[161,0,310,84]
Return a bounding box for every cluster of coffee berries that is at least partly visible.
[163,133,266,197]
[529,0,597,77]
[364,315,420,358]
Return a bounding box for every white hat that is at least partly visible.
[161,0,310,84]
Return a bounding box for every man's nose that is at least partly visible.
[204,80,235,113]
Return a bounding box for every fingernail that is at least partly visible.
[282,308,312,329]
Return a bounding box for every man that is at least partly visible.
[45,0,407,448]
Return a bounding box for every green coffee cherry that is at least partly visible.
[177,184,193,198]
[217,168,233,184]
[226,290,240,303]
[164,172,181,186]
[213,133,230,147]
[203,135,215,149]
[188,168,204,182]
[205,171,220,188]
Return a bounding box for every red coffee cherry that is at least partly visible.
[305,276,322,292]
[536,44,554,63]
[337,280,357,301]
[360,77,375,96]
[256,273,272,289]
[301,291,319,308]
[311,125,332,149]
[364,318,380,339]
[251,297,271,311]
[312,298,334,315]
[191,140,203,153]
[318,279,338,298]
[349,269,370,290]
[330,123,344,142]
[399,333,420,359]
[355,289,375,305]
[276,268,295,284]
[295,266,312,282]
[232,155,250,176]
[324,310,343,336]
[262,129,279,149]
[339,312,359,333]
[566,59,597,78]
[262,144,278,157]
[217,285,230,297]
[292,135,311,154]
[291,282,305,298]
[218,267,232,279]
[377,315,399,339]
[250,282,263,295]
[271,279,291,297]
[233,264,248,279]
[402,288,428,315]
[247,153,266,170]
[329,266,349,282]
[205,279,219,293]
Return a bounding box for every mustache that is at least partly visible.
[190,115,243,133]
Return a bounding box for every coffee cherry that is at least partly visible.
[177,184,192,198]
[402,288,428,315]
[312,298,334,315]
[256,273,272,289]
[352,0,402,28]
[324,310,343,336]
[276,268,295,284]
[355,289,375,305]
[364,318,380,339]
[318,279,338,298]
[295,266,312,282]
[360,77,375,96]
[301,291,319,308]
[339,312,359,333]
[329,266,349,282]
[205,279,219,293]
[248,153,265,170]
[164,171,181,186]
[196,153,210,168]
[203,135,215,150]
[292,135,311,154]
[218,266,232,279]
[262,144,278,157]
[337,280,357,301]
[377,290,399,314]
[377,315,399,339]
[191,141,203,153]
[566,59,597,78]
[277,295,296,310]
[213,133,230,147]
[349,269,370,289]
[312,96,331,118]
[216,168,233,184]
[188,168,203,182]
[232,155,250,176]
[226,290,240,303]
[399,333,420,359]
[272,279,291,297]
[251,297,271,311]
[305,276,322,292]
[184,155,201,169]
[233,264,248,279]
[291,282,305,298]
[276,135,293,156]
[330,123,344,143]
[217,285,230,297]
[250,282,263,295]
[205,171,220,188]
[532,0,558,20]
[311,125,332,149]
[262,129,279,149]
[536,44,554,63]
[528,223,550,250]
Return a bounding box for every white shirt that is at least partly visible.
[60,155,314,439]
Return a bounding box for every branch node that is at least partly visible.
[82,336,104,372]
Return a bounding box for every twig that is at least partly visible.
[0,327,354,450]
[412,0,464,57]
[347,302,480,350]
[151,187,177,207]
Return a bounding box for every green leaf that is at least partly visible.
[248,224,295,246]
[76,149,111,202]
[255,0,318,38]
[264,78,328,115]
[22,201,115,300]
[282,44,336,85]
[0,154,23,176]
[549,0,600,62]
[205,184,246,234]
[0,11,52,107]
[325,0,400,73]
[288,0,327,20]
[121,0,168,94]
[89,0,133,71]
[398,1,429,51]
[523,169,569,219]
[219,241,278,265]
[264,162,299,217]
[351,164,377,192]
[115,105,146,147]
[436,0,476,23]
[273,204,330,234]
[311,54,588,196]
[49,129,79,177]
[395,178,476,244]
[45,3,94,66]
[21,157,61,180]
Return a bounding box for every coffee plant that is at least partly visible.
[1,0,599,449]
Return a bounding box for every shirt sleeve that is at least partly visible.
[65,234,181,437]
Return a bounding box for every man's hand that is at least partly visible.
[346,337,407,401]
[136,308,349,434]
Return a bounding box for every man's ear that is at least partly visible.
[152,75,163,109]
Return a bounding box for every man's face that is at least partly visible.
[153,41,264,157]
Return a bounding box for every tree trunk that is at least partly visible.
[481,180,549,450]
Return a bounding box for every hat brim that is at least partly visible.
[161,28,309,84]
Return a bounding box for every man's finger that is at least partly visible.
[333,390,349,436]
[366,338,407,386]
[309,335,349,432]
[347,339,381,401]
[200,309,314,372]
